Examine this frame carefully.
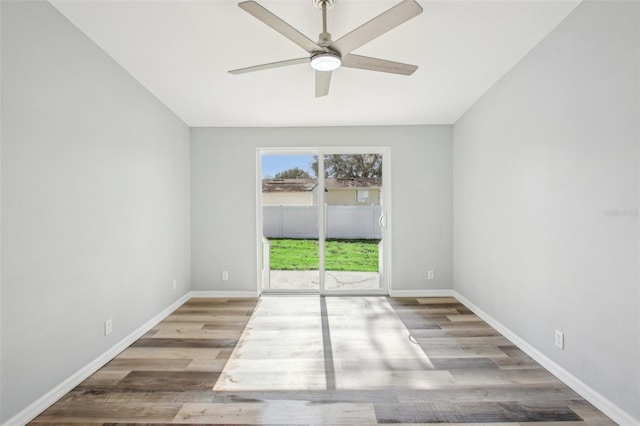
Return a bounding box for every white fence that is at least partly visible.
[263,205,382,240]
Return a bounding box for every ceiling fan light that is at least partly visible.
[310,53,341,71]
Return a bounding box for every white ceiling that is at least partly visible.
[50,0,580,127]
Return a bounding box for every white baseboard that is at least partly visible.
[190,290,259,298]
[388,289,456,298]
[452,290,638,426]
[3,292,192,426]
[6,289,636,426]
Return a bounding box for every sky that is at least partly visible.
[261,154,315,178]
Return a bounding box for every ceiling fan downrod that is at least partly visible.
[314,0,335,48]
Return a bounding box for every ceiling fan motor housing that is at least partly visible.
[317,32,335,49]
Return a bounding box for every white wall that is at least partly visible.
[191,126,452,293]
[262,192,314,206]
[0,1,191,422]
[453,1,639,422]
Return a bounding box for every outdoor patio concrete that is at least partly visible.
[267,270,380,290]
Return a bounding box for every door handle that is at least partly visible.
[379,212,387,229]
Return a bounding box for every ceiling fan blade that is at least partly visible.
[315,71,332,97]
[332,0,423,56]
[341,54,418,75]
[229,57,310,74]
[238,1,322,53]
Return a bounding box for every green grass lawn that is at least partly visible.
[269,238,379,272]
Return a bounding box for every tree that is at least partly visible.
[275,167,311,179]
[311,154,382,178]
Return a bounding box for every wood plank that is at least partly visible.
[116,347,222,360]
[117,371,220,391]
[395,383,583,404]
[150,328,244,339]
[132,338,238,348]
[430,357,499,370]
[421,344,510,359]
[185,358,228,372]
[374,401,582,423]
[75,370,130,388]
[409,328,500,338]
[174,402,377,424]
[416,297,461,304]
[33,402,182,423]
[446,314,483,322]
[415,336,513,346]
[102,358,192,372]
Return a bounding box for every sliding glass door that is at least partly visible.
[258,148,389,295]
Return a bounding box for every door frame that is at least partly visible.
[256,147,392,296]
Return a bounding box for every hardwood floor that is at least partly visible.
[32,296,616,425]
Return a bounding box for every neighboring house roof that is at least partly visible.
[262,178,381,192]
[262,179,317,193]
[327,178,381,189]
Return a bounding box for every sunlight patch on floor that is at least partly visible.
[214,296,436,391]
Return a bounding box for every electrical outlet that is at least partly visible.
[172,279,177,291]
[222,271,229,281]
[428,270,434,280]
[104,319,112,336]
[555,330,564,349]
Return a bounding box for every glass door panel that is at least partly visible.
[322,153,384,292]
[261,154,319,291]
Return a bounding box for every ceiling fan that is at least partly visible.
[229,0,423,97]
